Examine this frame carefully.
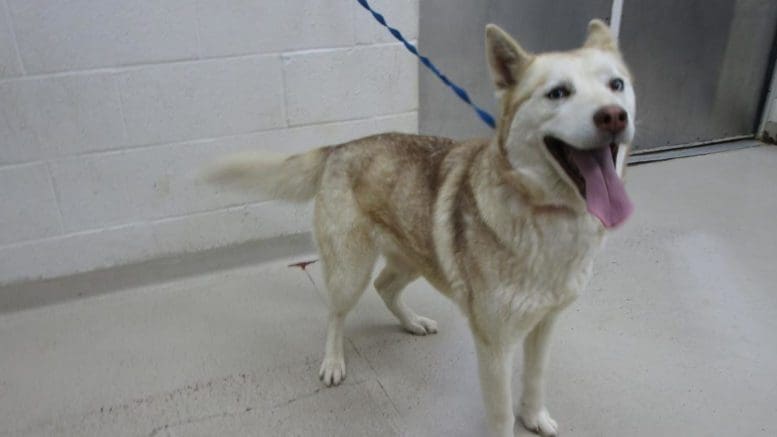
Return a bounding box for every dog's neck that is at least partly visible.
[489,136,580,210]
[467,137,602,247]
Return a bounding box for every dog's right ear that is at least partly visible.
[583,19,618,52]
[485,24,533,90]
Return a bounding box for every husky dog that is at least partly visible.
[210,19,635,437]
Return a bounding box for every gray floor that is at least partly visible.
[1,146,776,436]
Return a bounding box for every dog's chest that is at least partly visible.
[475,215,603,300]
[528,218,602,291]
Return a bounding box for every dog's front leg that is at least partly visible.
[474,337,517,437]
[518,310,564,437]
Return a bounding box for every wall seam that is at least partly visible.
[0,42,405,83]
[2,0,25,75]
[0,198,283,252]
[279,54,291,127]
[36,111,419,161]
[43,161,66,235]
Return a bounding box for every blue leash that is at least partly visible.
[355,0,496,129]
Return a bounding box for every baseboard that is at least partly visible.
[0,232,316,314]
[0,200,314,287]
[628,139,762,164]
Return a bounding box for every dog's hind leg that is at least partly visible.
[373,261,437,335]
[315,206,377,387]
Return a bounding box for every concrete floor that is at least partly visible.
[1,146,776,436]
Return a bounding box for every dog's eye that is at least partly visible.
[609,78,625,92]
[546,86,571,100]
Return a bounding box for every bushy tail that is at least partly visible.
[206,147,330,202]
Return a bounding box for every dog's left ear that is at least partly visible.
[583,19,618,52]
[485,24,533,90]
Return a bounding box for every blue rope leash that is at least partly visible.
[355,0,496,129]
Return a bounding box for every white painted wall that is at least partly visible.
[0,0,419,285]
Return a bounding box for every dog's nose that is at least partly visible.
[593,105,628,135]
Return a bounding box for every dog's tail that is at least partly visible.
[206,147,330,202]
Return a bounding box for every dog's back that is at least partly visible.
[328,134,466,277]
[209,132,485,288]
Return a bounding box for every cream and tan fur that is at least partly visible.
[209,20,635,437]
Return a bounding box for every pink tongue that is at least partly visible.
[569,147,633,228]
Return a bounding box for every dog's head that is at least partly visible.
[486,20,635,228]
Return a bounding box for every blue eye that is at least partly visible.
[609,78,625,92]
[546,85,571,100]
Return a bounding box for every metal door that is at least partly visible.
[418,0,777,152]
[419,0,612,140]
[619,0,777,150]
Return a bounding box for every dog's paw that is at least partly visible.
[319,358,346,387]
[402,316,438,335]
[519,408,558,437]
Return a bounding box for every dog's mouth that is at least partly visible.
[543,136,633,228]
[543,137,617,196]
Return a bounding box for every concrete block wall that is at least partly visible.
[0,0,419,285]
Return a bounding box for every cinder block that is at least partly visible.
[49,143,266,232]
[0,0,423,286]
[237,111,418,155]
[0,201,311,286]
[117,56,285,146]
[0,74,126,164]
[150,201,313,255]
[7,0,198,73]
[1,111,417,284]
[0,163,62,245]
[0,2,21,78]
[354,0,418,45]
[197,0,354,57]
[0,222,157,285]
[284,44,418,126]
[49,112,417,232]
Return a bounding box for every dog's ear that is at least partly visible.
[583,19,618,52]
[485,24,533,90]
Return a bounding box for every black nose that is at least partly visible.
[593,105,628,134]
